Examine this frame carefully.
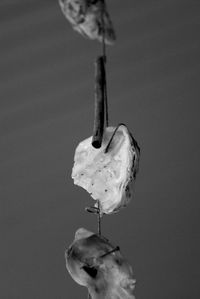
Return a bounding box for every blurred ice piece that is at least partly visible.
[65,228,136,299]
[72,125,140,215]
[58,0,116,44]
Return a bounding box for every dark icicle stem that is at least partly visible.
[92,56,105,149]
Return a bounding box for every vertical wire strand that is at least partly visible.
[96,0,106,239]
[101,0,106,59]
[97,200,101,236]
[101,0,109,127]
[95,0,106,240]
[88,2,107,297]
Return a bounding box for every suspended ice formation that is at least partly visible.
[65,228,136,299]
[72,125,140,215]
[58,0,116,44]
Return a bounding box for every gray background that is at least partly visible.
[0,0,200,298]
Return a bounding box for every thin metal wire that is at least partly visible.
[97,200,101,236]
[87,201,101,299]
[100,246,120,258]
[101,0,109,127]
[94,0,106,240]
[85,202,101,235]
[104,123,125,153]
[87,3,107,296]
[101,0,106,60]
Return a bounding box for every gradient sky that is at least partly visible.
[0,0,200,298]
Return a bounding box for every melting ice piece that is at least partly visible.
[72,125,140,215]
[58,0,116,44]
[65,228,136,299]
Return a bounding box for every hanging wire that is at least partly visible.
[101,0,106,61]
[101,0,109,127]
[97,200,101,236]
[94,0,106,238]
[87,2,106,297]
[86,202,101,299]
[89,0,107,232]
[104,123,125,153]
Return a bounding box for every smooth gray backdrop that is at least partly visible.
[0,0,199,298]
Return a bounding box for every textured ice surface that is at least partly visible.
[72,125,140,214]
[58,0,116,44]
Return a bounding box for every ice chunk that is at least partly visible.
[58,0,116,44]
[72,125,140,214]
[65,228,136,299]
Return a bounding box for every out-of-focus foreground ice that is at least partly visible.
[65,228,136,299]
